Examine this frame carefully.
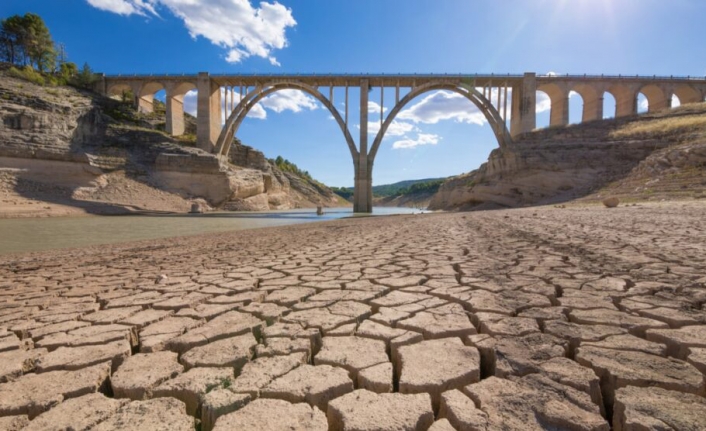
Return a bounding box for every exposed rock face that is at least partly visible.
[430,104,706,210]
[0,71,342,216]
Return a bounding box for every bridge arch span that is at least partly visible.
[638,84,670,113]
[672,85,702,105]
[605,84,637,118]
[135,82,165,114]
[570,83,601,122]
[216,82,358,161]
[536,82,570,128]
[368,82,511,165]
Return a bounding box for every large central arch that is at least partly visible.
[215,82,358,161]
[368,83,512,164]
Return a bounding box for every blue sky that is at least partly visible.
[2,0,705,186]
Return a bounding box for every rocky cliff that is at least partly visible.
[430,103,706,210]
[0,69,341,217]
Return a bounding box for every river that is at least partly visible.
[0,207,428,255]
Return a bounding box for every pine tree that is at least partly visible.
[0,13,56,71]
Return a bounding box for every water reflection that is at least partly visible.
[0,207,429,255]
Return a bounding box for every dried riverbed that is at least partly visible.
[0,202,705,430]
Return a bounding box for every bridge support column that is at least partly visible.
[510,73,536,137]
[165,92,185,136]
[197,72,221,153]
[354,79,373,213]
[550,91,570,127]
[583,93,603,122]
[614,88,638,118]
[648,88,671,113]
[137,95,153,114]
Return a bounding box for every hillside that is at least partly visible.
[0,67,342,217]
[430,103,706,210]
[370,178,445,197]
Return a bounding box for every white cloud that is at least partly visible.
[639,97,649,111]
[260,89,318,113]
[182,89,267,120]
[392,133,441,150]
[672,94,681,108]
[368,101,388,114]
[398,91,487,126]
[182,88,316,121]
[368,120,418,137]
[86,0,146,15]
[86,0,296,65]
[536,91,551,113]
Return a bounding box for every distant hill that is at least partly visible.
[331,178,446,200]
[372,178,446,197]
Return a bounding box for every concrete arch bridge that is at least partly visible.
[98,72,706,212]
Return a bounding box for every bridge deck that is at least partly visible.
[102,73,706,87]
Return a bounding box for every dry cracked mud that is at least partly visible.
[0,201,705,430]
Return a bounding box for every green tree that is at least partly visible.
[0,13,56,71]
[58,61,78,82]
[71,62,98,89]
[23,13,55,72]
[0,15,27,65]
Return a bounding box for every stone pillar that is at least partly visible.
[582,93,603,122]
[197,72,221,153]
[510,73,537,137]
[137,95,154,114]
[165,91,185,136]
[550,91,569,127]
[648,88,670,112]
[615,90,637,118]
[354,79,372,213]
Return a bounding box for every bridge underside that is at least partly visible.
[99,73,706,213]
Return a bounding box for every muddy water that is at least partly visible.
[0,207,426,255]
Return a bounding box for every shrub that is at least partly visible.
[7,65,45,86]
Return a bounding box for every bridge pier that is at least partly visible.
[550,91,570,127]
[165,92,185,136]
[354,79,373,213]
[510,73,537,137]
[583,94,604,122]
[196,72,221,153]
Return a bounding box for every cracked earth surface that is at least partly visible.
[1,202,705,430]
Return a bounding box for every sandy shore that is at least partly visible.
[0,202,705,430]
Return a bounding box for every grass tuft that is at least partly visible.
[610,114,706,138]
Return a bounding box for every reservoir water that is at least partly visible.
[0,207,427,255]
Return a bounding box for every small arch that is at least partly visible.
[368,82,511,164]
[673,85,701,105]
[169,82,197,100]
[137,82,165,114]
[602,92,617,119]
[217,82,357,161]
[568,91,583,124]
[535,89,552,129]
[639,84,668,113]
[164,82,198,136]
[537,83,569,127]
[672,94,681,109]
[637,92,649,114]
[106,83,135,104]
[571,84,601,122]
[606,84,636,118]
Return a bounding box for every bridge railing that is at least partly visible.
[101,72,706,82]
